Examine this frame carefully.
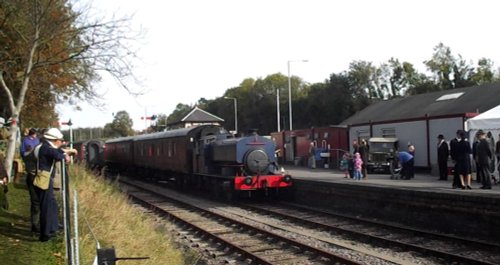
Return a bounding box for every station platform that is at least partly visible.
[284,165,500,198]
[281,165,500,241]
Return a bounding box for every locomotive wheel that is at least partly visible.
[222,180,234,201]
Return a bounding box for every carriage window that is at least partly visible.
[168,141,172,157]
[173,142,177,155]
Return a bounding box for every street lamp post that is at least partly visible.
[276,88,280,132]
[224,96,238,135]
[287,60,308,131]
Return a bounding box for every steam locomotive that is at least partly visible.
[104,125,293,197]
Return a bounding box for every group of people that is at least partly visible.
[340,139,369,180]
[436,129,499,190]
[20,127,77,242]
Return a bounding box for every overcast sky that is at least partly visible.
[57,0,500,130]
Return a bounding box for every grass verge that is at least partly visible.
[0,181,64,265]
[0,165,198,264]
[71,165,192,264]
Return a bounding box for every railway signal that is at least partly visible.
[141,115,157,120]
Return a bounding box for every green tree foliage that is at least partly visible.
[103,111,134,137]
[165,103,192,129]
[471,58,498,84]
[422,42,499,90]
[347,61,378,99]
[424,43,456,90]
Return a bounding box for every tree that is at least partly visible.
[166,103,192,129]
[103,111,133,137]
[376,58,420,99]
[471,58,498,84]
[347,60,379,99]
[424,43,455,90]
[0,0,139,179]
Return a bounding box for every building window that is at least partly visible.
[436,92,464,101]
[382,128,396,138]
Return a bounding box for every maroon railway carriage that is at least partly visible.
[104,136,135,173]
[131,125,222,175]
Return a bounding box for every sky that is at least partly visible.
[57,0,500,131]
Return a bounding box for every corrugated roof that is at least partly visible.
[167,107,224,126]
[341,82,500,126]
[181,107,224,122]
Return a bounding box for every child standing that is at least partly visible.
[353,152,363,181]
[340,153,350,178]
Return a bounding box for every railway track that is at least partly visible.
[119,178,397,264]
[117,177,499,264]
[237,201,500,265]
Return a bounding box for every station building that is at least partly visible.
[340,82,500,174]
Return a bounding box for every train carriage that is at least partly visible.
[104,136,135,173]
[132,125,224,174]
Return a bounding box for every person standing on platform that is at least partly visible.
[449,130,463,189]
[340,152,350,178]
[308,142,316,169]
[476,130,492,189]
[486,131,497,184]
[455,130,472,189]
[358,139,369,179]
[496,134,500,163]
[437,134,449,180]
[472,132,481,183]
[353,152,363,181]
[496,134,500,184]
[352,140,359,154]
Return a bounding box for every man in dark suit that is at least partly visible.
[476,130,493,189]
[449,130,462,188]
[437,134,449,180]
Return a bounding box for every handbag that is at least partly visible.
[33,159,54,190]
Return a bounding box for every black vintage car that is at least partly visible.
[366,137,399,175]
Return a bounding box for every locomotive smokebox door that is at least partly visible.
[245,149,269,174]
